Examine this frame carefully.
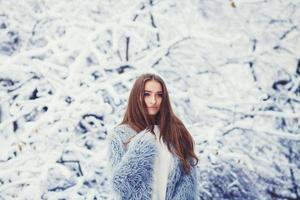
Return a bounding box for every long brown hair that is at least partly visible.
[122,73,198,174]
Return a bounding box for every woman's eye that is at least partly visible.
[157,93,163,97]
[144,93,150,96]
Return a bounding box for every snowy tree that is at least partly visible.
[0,0,299,199]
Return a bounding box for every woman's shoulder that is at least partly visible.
[114,124,156,143]
[109,123,137,142]
[113,123,136,134]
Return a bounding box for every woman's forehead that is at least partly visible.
[144,80,162,92]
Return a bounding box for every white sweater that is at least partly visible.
[152,125,173,200]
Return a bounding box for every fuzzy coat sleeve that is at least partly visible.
[172,164,198,200]
[108,126,157,200]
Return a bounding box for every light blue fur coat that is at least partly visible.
[107,124,198,200]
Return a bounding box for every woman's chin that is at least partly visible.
[148,113,157,116]
[148,111,158,115]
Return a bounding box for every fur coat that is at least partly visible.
[107,124,198,200]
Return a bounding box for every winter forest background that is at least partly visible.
[0,0,300,199]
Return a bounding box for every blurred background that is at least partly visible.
[0,0,299,199]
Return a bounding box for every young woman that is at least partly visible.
[107,73,199,200]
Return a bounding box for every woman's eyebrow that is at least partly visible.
[144,90,163,93]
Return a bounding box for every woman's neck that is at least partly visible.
[149,115,159,125]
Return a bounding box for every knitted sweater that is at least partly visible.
[107,124,198,200]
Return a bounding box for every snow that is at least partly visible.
[0,0,300,199]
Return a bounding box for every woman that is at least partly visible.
[107,73,199,200]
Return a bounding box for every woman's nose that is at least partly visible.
[150,95,156,104]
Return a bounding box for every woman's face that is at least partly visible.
[144,80,163,116]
